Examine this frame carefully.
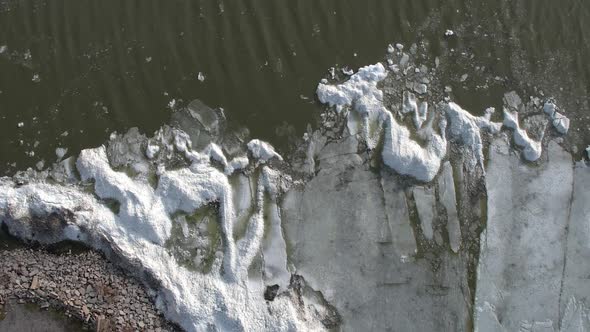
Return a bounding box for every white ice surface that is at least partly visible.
[247,139,283,163]
[1,135,323,331]
[503,109,543,161]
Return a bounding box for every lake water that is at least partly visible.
[0,0,589,169]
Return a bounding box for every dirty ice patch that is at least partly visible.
[316,63,388,148]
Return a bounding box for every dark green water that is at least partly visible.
[0,0,589,174]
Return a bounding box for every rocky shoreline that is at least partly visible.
[0,247,180,332]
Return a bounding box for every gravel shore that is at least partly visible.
[0,248,180,332]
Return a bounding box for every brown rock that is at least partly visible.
[30,275,39,290]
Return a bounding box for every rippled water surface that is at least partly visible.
[1,0,589,173]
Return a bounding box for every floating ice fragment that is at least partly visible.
[552,112,570,134]
[460,74,468,82]
[32,74,40,83]
[55,147,68,160]
[586,146,590,159]
[414,83,427,94]
[387,44,395,54]
[396,43,404,51]
[0,45,6,53]
[402,91,418,115]
[341,66,354,76]
[35,160,45,171]
[399,53,410,67]
[445,29,455,36]
[197,72,205,82]
[145,56,152,63]
[543,101,557,117]
[544,101,570,135]
[17,122,24,128]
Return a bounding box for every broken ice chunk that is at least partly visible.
[413,186,435,240]
[402,91,418,114]
[503,109,542,161]
[543,101,557,117]
[543,101,570,134]
[503,91,522,111]
[399,53,410,67]
[247,139,283,162]
[552,112,570,134]
[146,143,160,159]
[437,162,461,253]
[413,101,428,129]
[414,83,427,95]
[445,29,455,36]
[387,44,395,54]
[55,147,68,160]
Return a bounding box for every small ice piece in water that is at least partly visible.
[543,101,557,117]
[552,112,570,134]
[389,64,400,73]
[543,101,570,135]
[247,139,283,162]
[503,91,522,111]
[35,160,45,171]
[341,66,354,76]
[414,101,428,129]
[445,29,455,36]
[145,56,152,63]
[396,43,404,51]
[460,74,468,82]
[402,91,418,114]
[435,57,440,68]
[145,143,160,159]
[32,74,40,83]
[197,72,205,82]
[0,45,6,53]
[414,83,427,94]
[55,147,68,160]
[387,44,395,54]
[167,99,177,109]
[329,67,336,79]
[399,53,410,67]
[586,146,590,159]
[17,122,24,128]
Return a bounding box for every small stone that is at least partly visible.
[30,275,39,290]
[82,305,90,316]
